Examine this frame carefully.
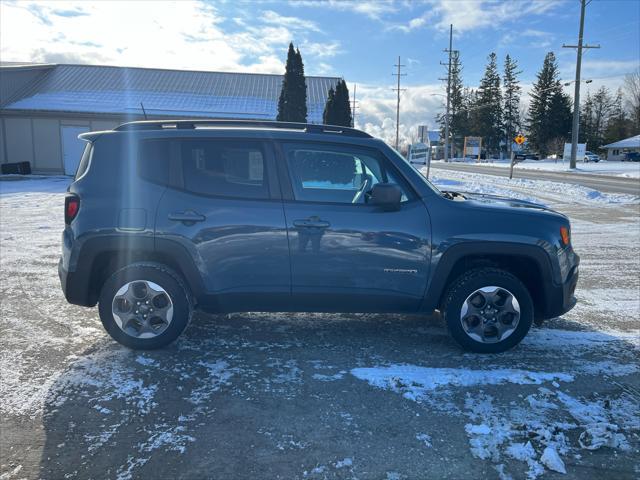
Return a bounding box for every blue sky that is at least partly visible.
[1,0,638,145]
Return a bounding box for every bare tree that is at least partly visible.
[623,69,640,131]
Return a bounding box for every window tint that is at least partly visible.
[181,140,267,198]
[285,145,409,204]
[139,140,170,185]
[74,143,93,180]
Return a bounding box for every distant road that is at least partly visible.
[431,163,640,196]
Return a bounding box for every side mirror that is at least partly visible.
[371,183,402,211]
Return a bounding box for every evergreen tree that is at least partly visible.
[323,87,336,125]
[623,69,640,132]
[604,89,633,145]
[579,91,595,145]
[527,52,571,156]
[323,80,352,127]
[448,53,466,156]
[502,54,522,154]
[475,53,502,153]
[277,43,308,123]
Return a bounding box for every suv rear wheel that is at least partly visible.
[98,263,192,349]
[441,268,533,353]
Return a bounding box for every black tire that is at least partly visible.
[98,262,192,350]
[441,267,533,353]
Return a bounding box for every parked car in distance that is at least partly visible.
[622,151,640,162]
[59,120,579,353]
[514,152,540,161]
[583,151,600,162]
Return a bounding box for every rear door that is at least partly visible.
[153,136,290,311]
[277,141,431,312]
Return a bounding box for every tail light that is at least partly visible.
[65,195,80,225]
[560,226,570,246]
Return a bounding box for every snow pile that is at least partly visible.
[428,170,639,205]
[352,364,638,478]
[351,365,573,401]
[434,159,640,179]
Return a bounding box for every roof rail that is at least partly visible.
[113,119,372,138]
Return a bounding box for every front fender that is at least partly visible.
[420,239,558,313]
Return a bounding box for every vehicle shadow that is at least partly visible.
[37,312,639,479]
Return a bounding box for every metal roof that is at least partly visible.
[1,64,340,123]
[602,135,640,149]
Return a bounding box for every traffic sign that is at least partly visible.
[514,134,525,145]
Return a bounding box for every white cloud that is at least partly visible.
[261,9,323,33]
[427,0,560,33]
[291,0,397,20]
[0,1,336,75]
[354,83,445,147]
[301,41,341,58]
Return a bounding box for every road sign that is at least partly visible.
[514,134,525,145]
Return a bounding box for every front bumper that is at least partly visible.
[543,262,579,319]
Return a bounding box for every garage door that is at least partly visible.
[61,126,90,175]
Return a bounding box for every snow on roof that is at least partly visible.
[2,64,340,123]
[602,135,640,149]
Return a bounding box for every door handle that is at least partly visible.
[168,211,206,224]
[293,216,330,229]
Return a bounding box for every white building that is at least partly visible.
[601,135,640,161]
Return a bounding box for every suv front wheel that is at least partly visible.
[441,268,533,353]
[98,263,192,349]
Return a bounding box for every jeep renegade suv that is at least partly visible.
[59,120,579,353]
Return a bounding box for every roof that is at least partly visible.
[1,64,341,123]
[602,135,640,149]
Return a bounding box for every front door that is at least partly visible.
[279,142,431,312]
[153,137,290,311]
[61,125,90,175]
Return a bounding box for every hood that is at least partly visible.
[442,190,555,213]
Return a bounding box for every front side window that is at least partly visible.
[285,145,409,204]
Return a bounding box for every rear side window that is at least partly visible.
[74,143,93,180]
[180,140,268,199]
[139,140,170,185]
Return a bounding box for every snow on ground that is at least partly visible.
[1,175,639,479]
[428,169,639,206]
[434,159,640,179]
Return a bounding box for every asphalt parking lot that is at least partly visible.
[1,175,639,480]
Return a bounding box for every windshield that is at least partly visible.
[386,145,442,195]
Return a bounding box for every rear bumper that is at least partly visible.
[58,257,95,307]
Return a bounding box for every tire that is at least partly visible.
[98,262,192,349]
[441,267,533,353]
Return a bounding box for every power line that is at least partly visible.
[392,56,406,150]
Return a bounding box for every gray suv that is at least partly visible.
[59,120,579,353]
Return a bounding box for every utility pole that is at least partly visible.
[439,24,455,162]
[392,56,406,150]
[563,0,600,169]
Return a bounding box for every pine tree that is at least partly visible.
[475,53,502,154]
[502,54,522,154]
[438,54,468,156]
[527,52,571,156]
[323,87,336,125]
[579,92,595,145]
[277,43,308,123]
[604,89,633,145]
[322,80,352,127]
